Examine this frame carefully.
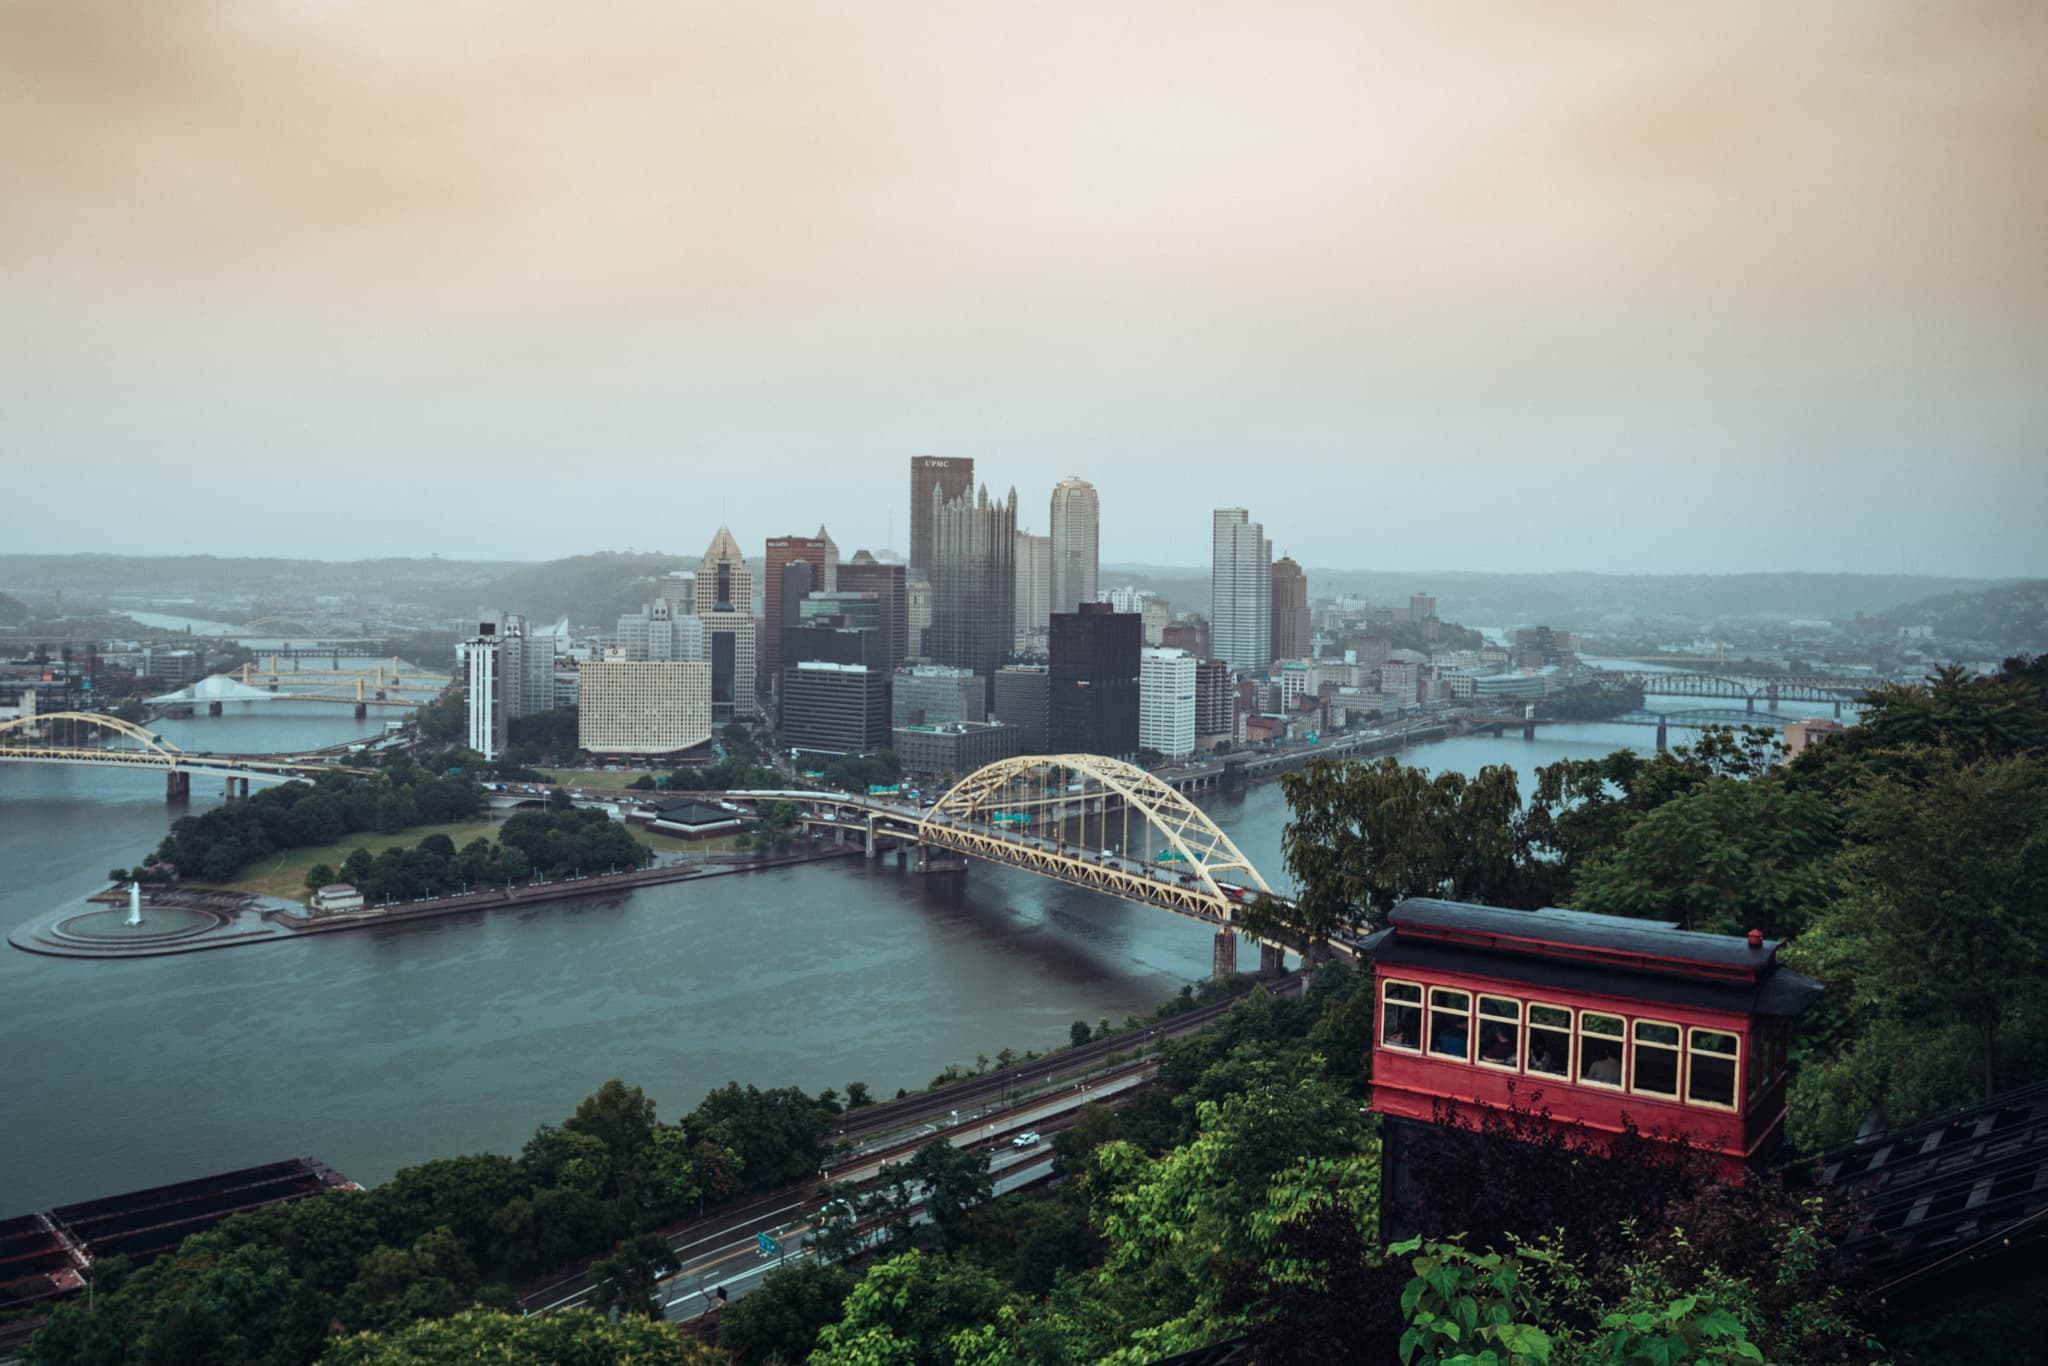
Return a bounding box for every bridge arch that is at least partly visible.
[0,711,188,765]
[919,754,1273,915]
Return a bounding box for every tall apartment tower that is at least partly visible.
[694,525,757,719]
[840,551,909,674]
[763,534,829,688]
[928,483,1016,714]
[1013,529,1052,648]
[617,595,703,663]
[1211,508,1272,677]
[1194,657,1237,748]
[1271,556,1310,661]
[463,621,508,760]
[908,455,975,577]
[1049,477,1100,615]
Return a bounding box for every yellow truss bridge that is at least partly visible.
[729,755,1293,973]
[0,712,370,798]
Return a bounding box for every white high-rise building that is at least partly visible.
[1211,508,1272,676]
[1139,647,1197,760]
[1013,529,1052,649]
[464,622,507,760]
[578,653,713,756]
[1049,477,1099,616]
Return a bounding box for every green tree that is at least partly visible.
[1568,773,1836,938]
[1070,1020,1094,1049]
[906,1140,995,1253]
[588,1231,680,1319]
[322,1307,713,1365]
[808,1251,1011,1366]
[718,1261,856,1364]
[1789,751,2048,1144]
[304,862,337,894]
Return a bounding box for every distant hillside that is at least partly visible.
[1874,580,2048,658]
[1100,565,2009,629]
[442,552,697,628]
[0,592,27,626]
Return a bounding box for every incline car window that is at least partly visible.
[1381,981,1422,1051]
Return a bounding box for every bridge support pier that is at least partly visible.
[1259,942,1286,976]
[208,700,222,717]
[353,702,367,720]
[1834,699,1842,718]
[165,770,189,802]
[865,817,878,860]
[1212,928,1239,980]
[1655,720,1668,752]
[1522,719,1536,740]
[1745,695,1755,713]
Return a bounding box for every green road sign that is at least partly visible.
[757,1232,777,1257]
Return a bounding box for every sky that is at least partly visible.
[2,1,2044,576]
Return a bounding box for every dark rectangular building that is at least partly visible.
[833,553,909,673]
[929,483,1016,712]
[762,534,827,690]
[893,721,1024,778]
[1049,602,1141,757]
[782,663,890,758]
[993,663,1050,754]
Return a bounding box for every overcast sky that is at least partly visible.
[3,2,2043,575]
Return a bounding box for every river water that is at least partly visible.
[0,696,1847,1211]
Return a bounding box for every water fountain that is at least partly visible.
[126,881,144,928]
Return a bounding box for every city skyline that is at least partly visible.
[3,3,2044,577]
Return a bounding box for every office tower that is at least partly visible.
[993,663,1050,754]
[695,525,756,719]
[578,655,713,756]
[471,610,553,721]
[839,552,909,673]
[1013,529,1052,649]
[781,616,889,757]
[1195,657,1236,747]
[892,664,982,728]
[1271,556,1310,661]
[928,482,1016,711]
[1049,602,1141,757]
[1049,476,1099,615]
[616,595,703,663]
[763,534,828,688]
[781,664,889,758]
[908,455,975,576]
[1141,598,1170,647]
[1410,592,1438,623]
[463,621,507,760]
[1211,508,1272,676]
[1139,648,1198,760]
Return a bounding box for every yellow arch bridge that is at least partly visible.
[729,754,1300,976]
[0,712,369,799]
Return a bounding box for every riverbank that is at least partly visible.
[7,844,865,960]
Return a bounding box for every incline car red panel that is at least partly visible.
[1360,899,1823,1178]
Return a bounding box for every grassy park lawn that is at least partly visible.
[190,819,720,900]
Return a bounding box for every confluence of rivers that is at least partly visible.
[0,683,1850,1212]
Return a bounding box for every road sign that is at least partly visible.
[757,1232,778,1257]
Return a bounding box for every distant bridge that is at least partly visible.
[1606,670,1875,709]
[0,712,370,799]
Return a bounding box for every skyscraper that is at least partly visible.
[928,482,1016,713]
[1211,508,1272,676]
[463,621,507,761]
[839,551,908,673]
[763,533,828,690]
[1013,529,1052,649]
[1139,648,1197,760]
[1049,476,1099,615]
[1271,556,1310,661]
[695,525,756,719]
[908,455,975,576]
[1049,602,1140,757]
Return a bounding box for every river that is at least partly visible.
[0,697,1848,1212]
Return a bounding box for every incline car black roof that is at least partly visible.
[1358,899,1823,1018]
[1392,898,1781,972]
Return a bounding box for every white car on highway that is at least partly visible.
[1011,1131,1041,1149]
